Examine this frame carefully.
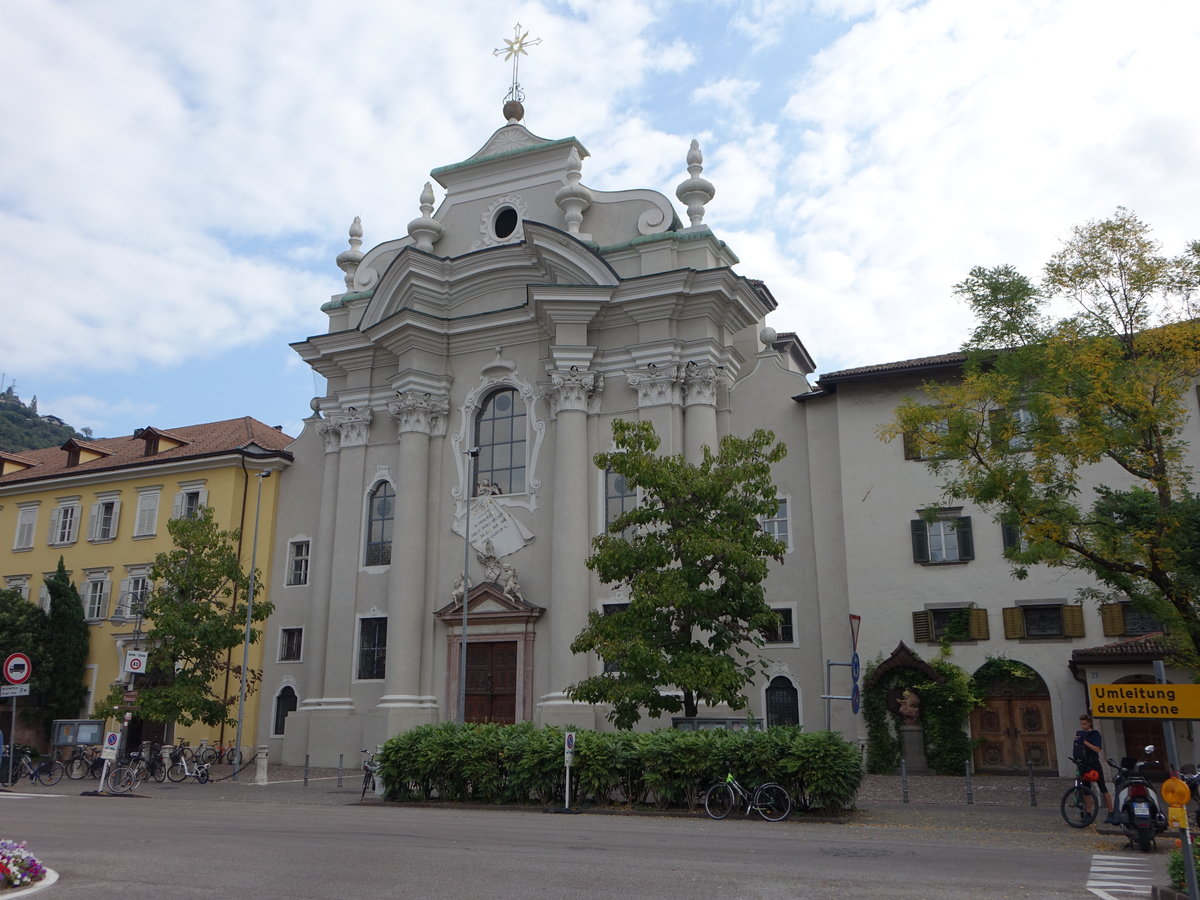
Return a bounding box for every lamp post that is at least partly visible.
[458,448,479,724]
[233,469,270,782]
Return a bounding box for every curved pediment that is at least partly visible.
[358,222,619,331]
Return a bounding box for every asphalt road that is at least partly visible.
[0,776,1165,899]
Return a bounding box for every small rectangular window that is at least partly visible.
[90,497,121,542]
[911,514,974,564]
[761,607,795,644]
[357,617,387,680]
[605,468,637,532]
[760,497,791,551]
[51,502,81,545]
[134,490,159,537]
[279,627,303,662]
[287,541,310,586]
[84,579,109,620]
[1003,603,1084,639]
[13,505,38,550]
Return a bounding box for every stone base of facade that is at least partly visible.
[537,693,598,730]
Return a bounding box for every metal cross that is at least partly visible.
[494,22,542,103]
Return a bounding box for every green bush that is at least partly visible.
[1168,846,1200,890]
[376,724,862,813]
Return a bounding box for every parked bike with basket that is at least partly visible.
[0,750,65,787]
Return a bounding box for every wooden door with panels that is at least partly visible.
[464,641,517,724]
[971,696,1058,774]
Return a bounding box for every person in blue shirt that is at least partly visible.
[1075,714,1115,823]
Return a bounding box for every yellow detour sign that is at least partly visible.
[1089,683,1200,719]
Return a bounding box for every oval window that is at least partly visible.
[494,206,519,239]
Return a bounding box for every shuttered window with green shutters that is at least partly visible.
[911,515,974,564]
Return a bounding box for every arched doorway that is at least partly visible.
[765,676,799,727]
[273,686,298,736]
[1111,675,1167,778]
[970,659,1057,774]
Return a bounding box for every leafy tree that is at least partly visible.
[106,506,271,728]
[0,589,47,716]
[567,419,787,728]
[42,559,90,723]
[883,209,1200,652]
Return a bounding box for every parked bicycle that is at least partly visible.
[1061,755,1102,827]
[65,744,106,780]
[0,751,65,787]
[105,761,143,794]
[703,771,791,822]
[126,743,168,784]
[360,749,381,802]
[166,745,210,784]
[198,742,243,766]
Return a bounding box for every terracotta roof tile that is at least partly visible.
[0,416,294,486]
[1070,632,1172,664]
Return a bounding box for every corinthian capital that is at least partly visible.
[682,363,722,407]
[388,391,451,436]
[332,407,373,447]
[626,363,683,408]
[543,370,600,416]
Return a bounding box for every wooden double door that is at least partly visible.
[464,641,517,724]
[971,696,1058,774]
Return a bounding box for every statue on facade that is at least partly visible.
[500,563,523,602]
[898,688,921,726]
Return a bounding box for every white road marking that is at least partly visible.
[1086,854,1155,898]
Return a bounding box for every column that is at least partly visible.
[379,391,448,732]
[539,370,598,725]
[300,420,342,707]
[683,363,720,463]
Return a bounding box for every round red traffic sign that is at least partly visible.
[4,652,32,685]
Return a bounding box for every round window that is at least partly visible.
[493,206,519,239]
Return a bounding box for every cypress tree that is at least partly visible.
[42,558,90,726]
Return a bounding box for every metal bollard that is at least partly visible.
[900,758,909,803]
[304,754,310,787]
[337,754,343,787]
[1027,761,1037,807]
[965,760,974,805]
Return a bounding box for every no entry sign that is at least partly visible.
[3,652,31,685]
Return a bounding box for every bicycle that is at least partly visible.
[126,743,168,783]
[703,772,791,822]
[0,751,66,787]
[65,745,106,780]
[166,745,210,784]
[360,749,381,802]
[105,761,143,794]
[1061,756,1102,828]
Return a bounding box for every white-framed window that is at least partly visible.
[13,503,39,550]
[172,482,208,520]
[287,540,310,586]
[604,468,638,532]
[474,387,527,495]
[48,498,83,546]
[133,488,160,537]
[760,496,792,552]
[83,571,111,621]
[279,627,303,662]
[89,493,122,542]
[356,616,387,681]
[762,604,798,647]
[4,575,30,602]
[365,482,394,567]
[37,575,54,612]
[990,405,1038,451]
[116,569,152,619]
[910,511,974,564]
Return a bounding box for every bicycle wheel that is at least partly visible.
[754,783,792,822]
[167,762,187,783]
[128,759,150,782]
[66,756,89,780]
[225,747,242,766]
[0,761,23,787]
[107,766,136,794]
[179,746,194,761]
[197,747,217,764]
[197,767,210,784]
[37,760,66,786]
[1060,784,1098,827]
[150,760,167,783]
[704,783,736,820]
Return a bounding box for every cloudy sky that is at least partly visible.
[2,0,1197,440]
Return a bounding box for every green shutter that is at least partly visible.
[968,607,990,640]
[912,611,933,642]
[1002,606,1025,639]
[1001,519,1021,552]
[1100,603,1125,636]
[903,431,920,460]
[1062,604,1085,638]
[911,520,930,563]
[955,516,974,560]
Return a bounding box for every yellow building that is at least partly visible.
[0,417,292,755]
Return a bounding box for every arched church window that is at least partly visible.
[273,686,298,736]
[365,481,394,566]
[474,388,526,495]
[765,675,799,727]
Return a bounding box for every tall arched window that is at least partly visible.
[765,676,799,727]
[273,686,298,736]
[474,388,526,495]
[365,481,394,566]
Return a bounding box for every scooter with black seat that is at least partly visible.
[1107,745,1167,852]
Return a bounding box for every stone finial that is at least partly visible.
[336,216,364,289]
[675,139,715,228]
[555,146,593,238]
[407,183,444,253]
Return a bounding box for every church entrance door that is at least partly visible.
[970,696,1057,774]
[464,641,517,724]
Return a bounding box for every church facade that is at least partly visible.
[259,104,833,766]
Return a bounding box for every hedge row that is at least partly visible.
[376,723,863,814]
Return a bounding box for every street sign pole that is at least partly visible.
[3,652,33,786]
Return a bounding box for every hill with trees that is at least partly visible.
[0,383,89,453]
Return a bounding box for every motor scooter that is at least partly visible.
[1108,745,1167,852]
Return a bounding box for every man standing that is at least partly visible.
[1075,714,1115,823]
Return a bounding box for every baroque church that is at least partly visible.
[257,94,1195,776]
[259,93,829,766]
